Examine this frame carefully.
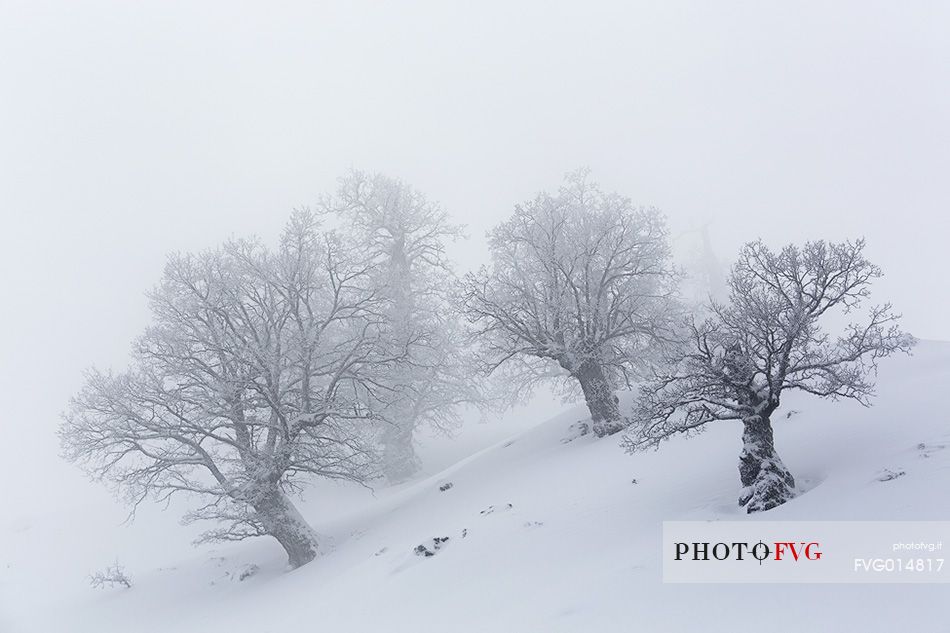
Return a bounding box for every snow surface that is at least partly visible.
[2,343,949,632]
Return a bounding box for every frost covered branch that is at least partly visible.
[462,169,680,436]
[624,239,914,512]
[320,171,483,481]
[61,211,405,568]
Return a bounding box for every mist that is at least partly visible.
[1,0,948,552]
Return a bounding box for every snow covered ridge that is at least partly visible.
[4,342,950,631]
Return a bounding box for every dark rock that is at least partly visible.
[414,537,450,557]
[877,468,906,482]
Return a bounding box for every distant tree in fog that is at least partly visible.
[624,239,914,512]
[61,212,401,568]
[462,170,680,437]
[321,171,480,482]
[677,223,727,306]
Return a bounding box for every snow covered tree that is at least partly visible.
[321,171,477,482]
[61,212,401,568]
[462,170,679,437]
[624,239,914,512]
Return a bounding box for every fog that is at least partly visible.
[2,1,948,515]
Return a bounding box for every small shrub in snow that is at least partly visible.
[89,563,132,589]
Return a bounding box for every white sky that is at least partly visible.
[2,1,948,511]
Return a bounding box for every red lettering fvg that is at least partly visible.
[773,542,822,561]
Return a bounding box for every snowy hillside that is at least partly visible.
[3,341,949,633]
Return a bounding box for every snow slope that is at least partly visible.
[2,342,949,632]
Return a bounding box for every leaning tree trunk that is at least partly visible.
[251,486,320,568]
[738,415,796,513]
[574,361,624,438]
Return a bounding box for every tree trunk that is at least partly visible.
[380,237,422,484]
[738,415,796,513]
[574,361,624,438]
[252,487,320,568]
[381,418,420,483]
